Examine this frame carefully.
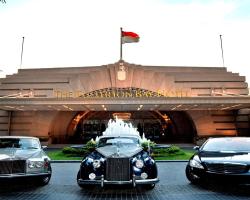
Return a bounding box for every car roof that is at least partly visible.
[205,137,250,144]
[0,136,39,140]
[208,137,250,140]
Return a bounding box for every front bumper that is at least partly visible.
[78,176,159,187]
[0,172,51,179]
[190,167,250,184]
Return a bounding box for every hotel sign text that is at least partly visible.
[53,88,191,98]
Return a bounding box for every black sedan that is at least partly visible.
[186,137,250,185]
[77,135,159,189]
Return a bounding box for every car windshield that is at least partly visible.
[97,137,140,148]
[201,138,250,152]
[0,138,40,149]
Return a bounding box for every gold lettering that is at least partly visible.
[112,91,119,98]
[105,91,111,98]
[135,90,142,97]
[120,91,125,98]
[143,91,149,97]
[148,91,154,97]
[124,91,133,98]
[96,91,102,98]
[53,88,193,99]
[103,92,107,98]
[157,90,164,97]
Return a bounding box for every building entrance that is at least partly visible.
[68,111,196,143]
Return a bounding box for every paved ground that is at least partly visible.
[0,162,250,199]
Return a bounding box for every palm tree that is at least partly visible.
[0,0,6,3]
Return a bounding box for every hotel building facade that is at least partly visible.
[0,61,249,144]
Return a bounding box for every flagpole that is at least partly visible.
[219,35,225,67]
[120,27,123,61]
[20,36,25,69]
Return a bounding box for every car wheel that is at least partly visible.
[36,175,51,186]
[143,183,155,190]
[185,165,202,185]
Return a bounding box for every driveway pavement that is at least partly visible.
[0,162,250,199]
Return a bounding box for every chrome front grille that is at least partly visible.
[206,163,248,174]
[106,158,130,181]
[0,160,26,174]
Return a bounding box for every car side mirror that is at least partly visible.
[42,146,47,149]
[193,146,200,151]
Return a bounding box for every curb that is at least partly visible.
[50,160,189,163]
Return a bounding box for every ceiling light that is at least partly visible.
[4,106,15,109]
[112,113,131,120]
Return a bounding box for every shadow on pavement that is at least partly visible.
[76,184,156,197]
[197,181,250,197]
[0,179,45,193]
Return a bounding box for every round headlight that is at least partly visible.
[89,173,96,180]
[35,161,44,168]
[28,161,35,168]
[141,172,148,179]
[28,160,44,168]
[93,160,101,168]
[135,159,144,169]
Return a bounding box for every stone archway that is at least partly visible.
[160,111,197,143]
[48,111,78,143]
[65,110,197,143]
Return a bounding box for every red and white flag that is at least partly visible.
[122,31,140,44]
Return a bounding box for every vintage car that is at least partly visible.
[186,137,250,185]
[0,136,52,185]
[77,134,159,189]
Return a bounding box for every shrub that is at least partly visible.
[141,140,156,151]
[62,139,97,157]
[62,147,87,156]
[152,145,184,157]
[166,145,181,154]
[62,147,79,154]
[85,139,96,152]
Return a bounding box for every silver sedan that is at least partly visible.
[0,136,52,186]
